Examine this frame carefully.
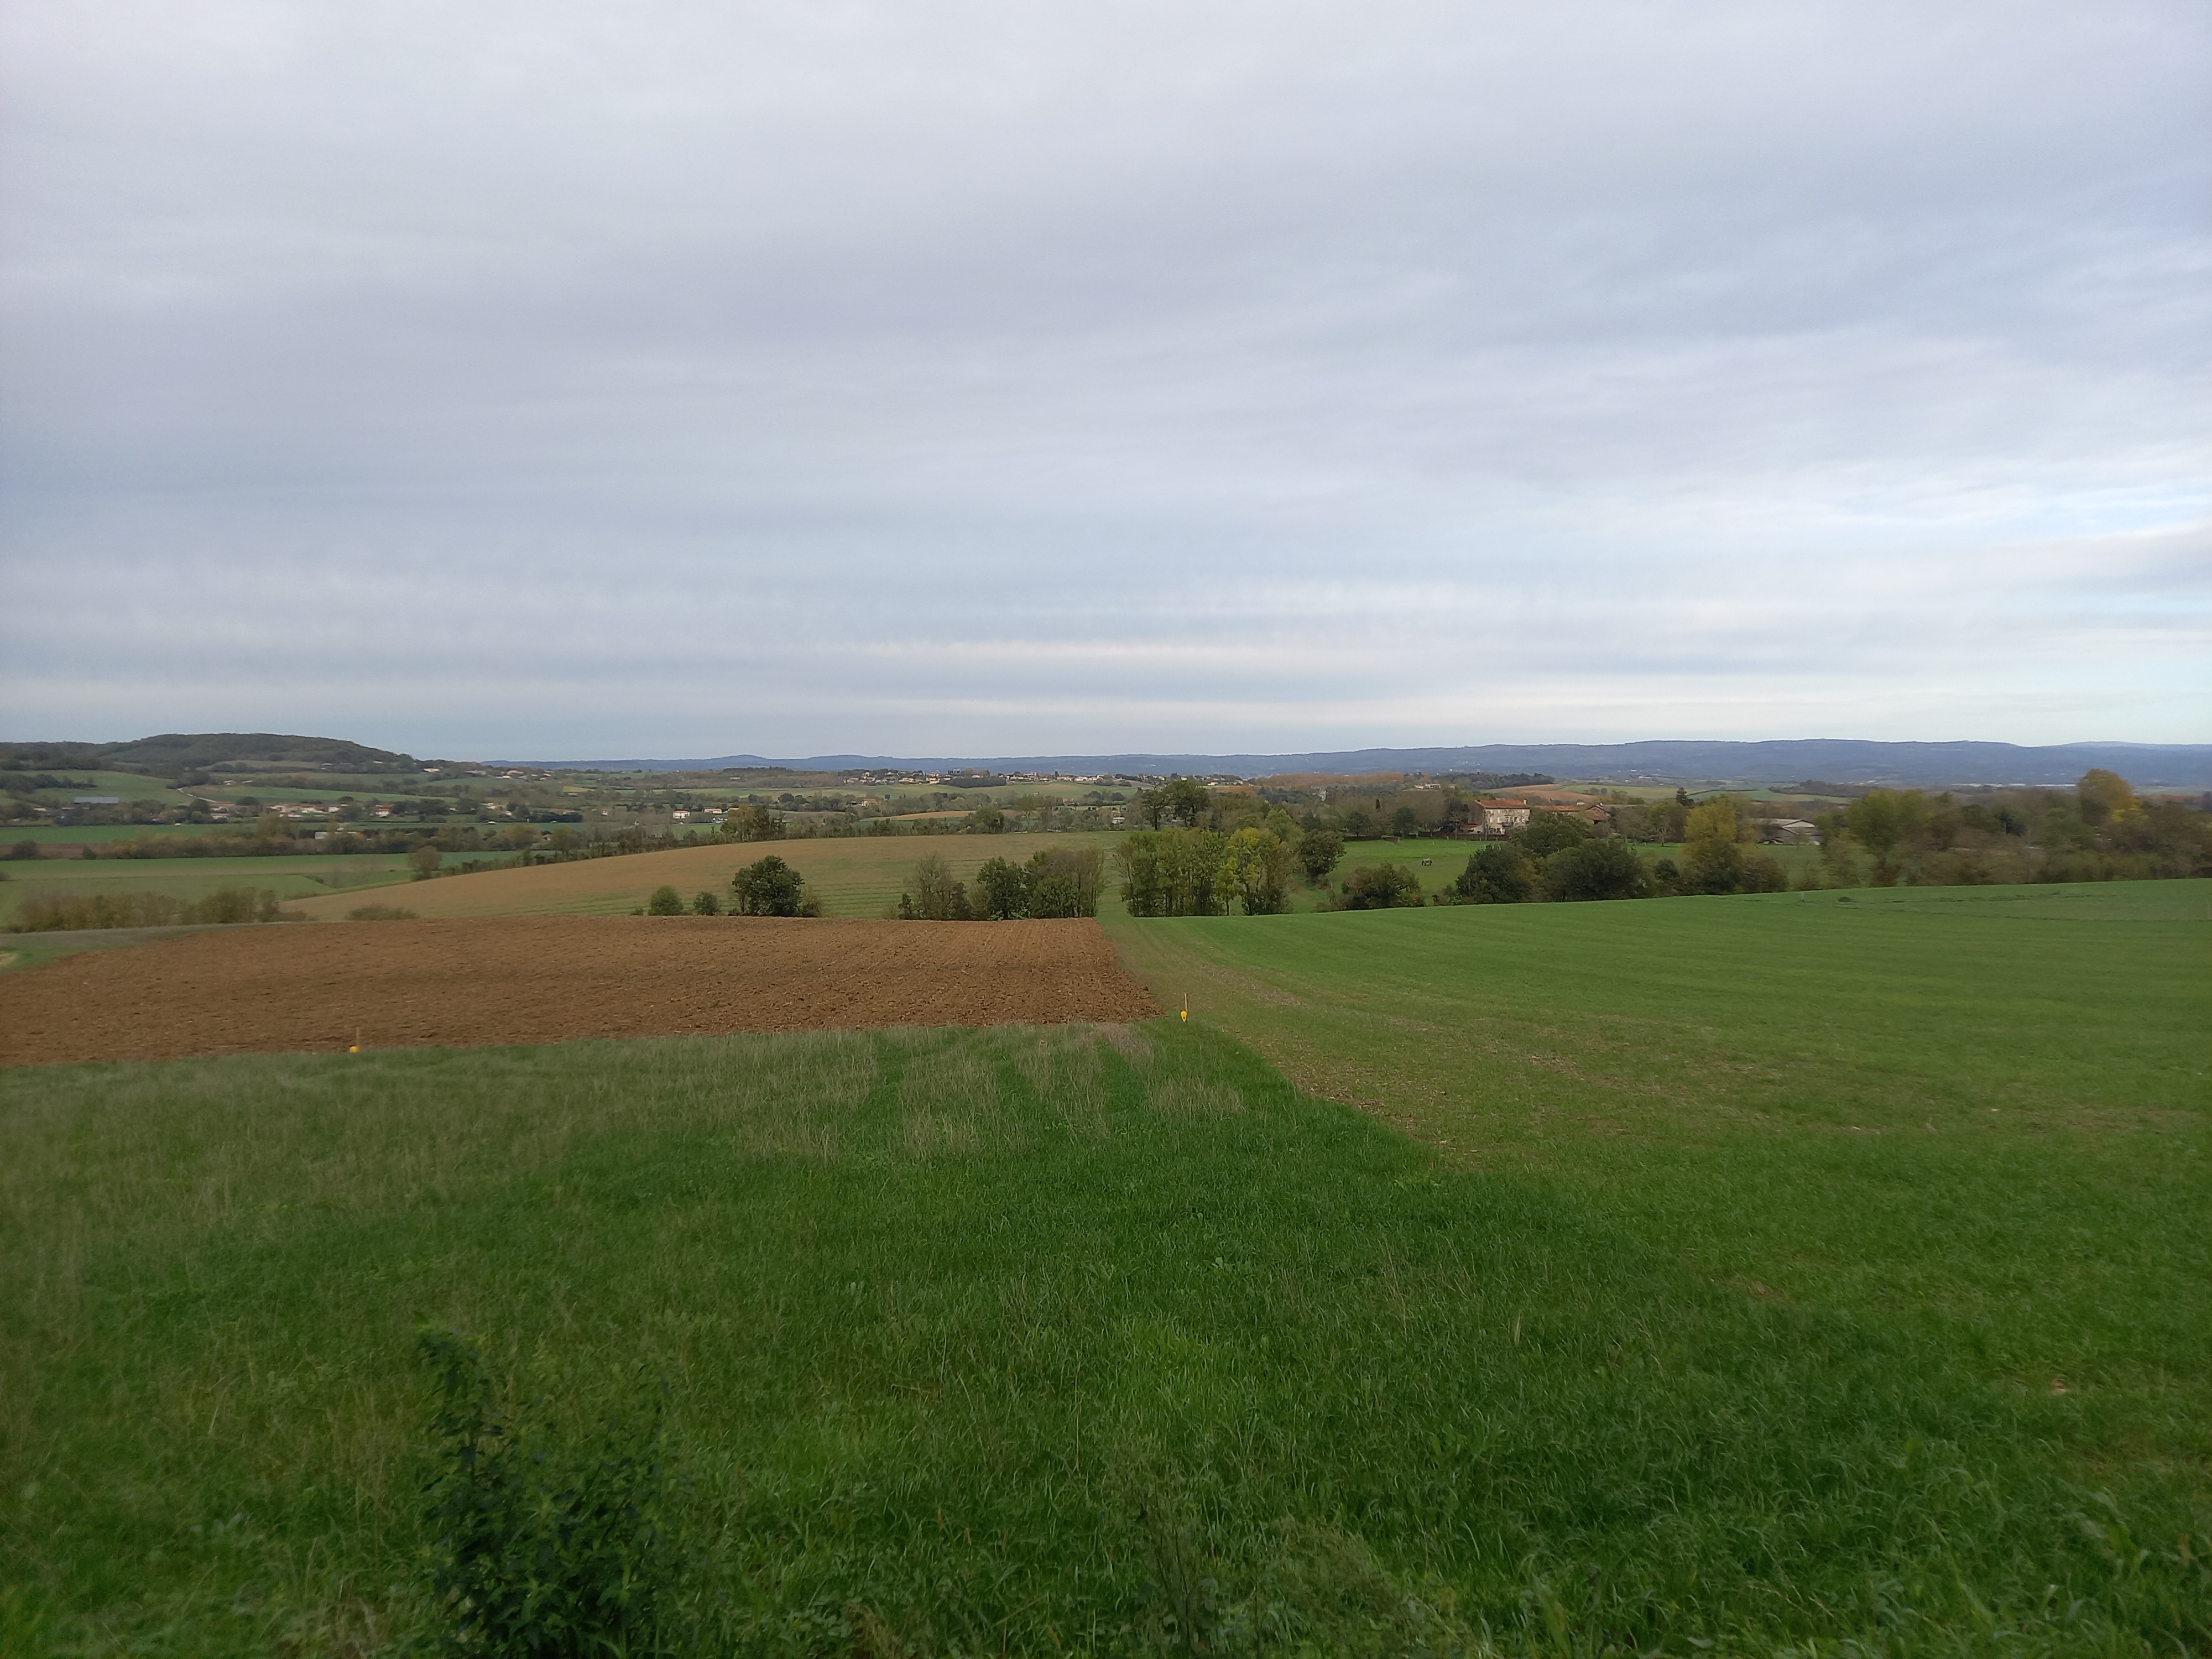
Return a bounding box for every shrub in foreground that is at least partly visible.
[419,1328,675,1657]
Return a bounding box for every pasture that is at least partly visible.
[279,830,1126,921]
[12,768,196,806]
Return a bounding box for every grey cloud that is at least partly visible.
[3,1,2207,753]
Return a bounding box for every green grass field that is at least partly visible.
[4,883,2208,1653]
[1,823,246,846]
[0,854,416,925]
[15,769,197,806]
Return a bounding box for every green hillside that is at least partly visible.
[2,732,425,778]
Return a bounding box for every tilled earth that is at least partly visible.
[0,916,1161,1066]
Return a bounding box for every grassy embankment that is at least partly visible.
[4,882,2206,1653]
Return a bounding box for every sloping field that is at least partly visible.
[0,853,413,923]
[281,831,1125,920]
[0,915,1157,1065]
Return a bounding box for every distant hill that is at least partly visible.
[12,732,2204,789]
[0,732,427,778]
[515,739,2212,790]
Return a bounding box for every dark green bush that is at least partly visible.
[1541,837,1648,901]
[1335,862,1423,910]
[419,1329,676,1658]
[1454,844,1535,904]
[646,885,685,915]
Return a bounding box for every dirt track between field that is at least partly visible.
[0,916,1161,1066]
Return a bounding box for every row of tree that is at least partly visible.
[1807,771,2209,885]
[643,855,826,917]
[10,886,306,932]
[896,849,1106,921]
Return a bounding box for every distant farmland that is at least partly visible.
[278,830,1128,921]
[0,852,414,925]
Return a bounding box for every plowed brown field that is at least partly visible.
[0,916,1160,1066]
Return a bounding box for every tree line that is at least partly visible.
[10,887,307,932]
[897,849,1106,920]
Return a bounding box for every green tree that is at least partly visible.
[1112,833,1168,917]
[1388,805,1421,837]
[731,855,811,916]
[646,885,685,915]
[691,890,721,915]
[1844,789,1928,881]
[1162,778,1211,828]
[1541,838,1648,901]
[973,855,1029,919]
[904,852,971,921]
[969,805,1007,833]
[1113,828,1227,916]
[1514,809,1592,858]
[409,844,444,881]
[1678,834,1746,895]
[2075,769,2138,828]
[1219,825,1295,915]
[1027,874,1080,918]
[1454,844,1534,904]
[1680,799,1745,847]
[1026,847,1104,916]
[727,805,786,842]
[1338,862,1424,909]
[1295,828,1345,884]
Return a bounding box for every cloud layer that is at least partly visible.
[4,1,2206,754]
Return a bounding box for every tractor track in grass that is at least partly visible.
[0,915,1159,1066]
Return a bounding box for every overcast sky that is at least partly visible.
[3,1,2206,759]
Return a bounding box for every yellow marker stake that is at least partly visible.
[1180,995,1188,1023]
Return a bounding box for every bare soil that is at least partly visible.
[0,916,1161,1067]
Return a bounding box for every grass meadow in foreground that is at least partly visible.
[4,939,2208,1654]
